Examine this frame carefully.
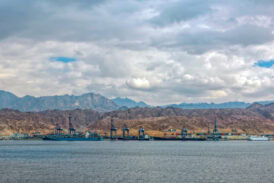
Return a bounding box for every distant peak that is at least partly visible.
[0,90,14,94]
[0,90,17,97]
[112,97,149,108]
[247,102,264,109]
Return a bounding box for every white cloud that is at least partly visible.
[236,15,272,28]
[127,78,151,90]
[0,0,274,105]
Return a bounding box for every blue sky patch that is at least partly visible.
[254,60,274,68]
[50,57,76,63]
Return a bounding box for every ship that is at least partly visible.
[43,115,103,141]
[117,136,138,141]
[182,136,207,141]
[43,136,103,141]
[153,128,206,141]
[206,135,221,141]
[43,133,103,141]
[153,137,182,141]
[248,136,269,141]
[153,136,206,141]
[181,128,207,141]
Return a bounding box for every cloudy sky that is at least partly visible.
[0,0,274,105]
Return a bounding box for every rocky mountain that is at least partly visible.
[0,90,119,112]
[1,102,274,136]
[90,104,274,134]
[112,97,149,108]
[246,102,265,110]
[0,109,101,136]
[166,102,250,109]
[246,103,274,120]
[165,101,274,109]
[1,90,274,112]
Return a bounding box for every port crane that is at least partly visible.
[55,122,63,135]
[122,124,130,139]
[138,126,145,139]
[68,114,76,135]
[213,118,218,135]
[110,119,117,140]
[210,118,221,140]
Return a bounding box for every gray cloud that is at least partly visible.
[0,0,274,105]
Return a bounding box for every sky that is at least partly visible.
[0,0,273,105]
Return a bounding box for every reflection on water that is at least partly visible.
[0,140,274,183]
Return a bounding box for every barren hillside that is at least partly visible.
[0,103,274,136]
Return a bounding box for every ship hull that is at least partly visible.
[182,137,207,141]
[117,137,138,141]
[248,136,269,141]
[43,136,103,141]
[153,137,182,141]
[138,138,150,141]
[207,135,221,141]
[153,137,207,141]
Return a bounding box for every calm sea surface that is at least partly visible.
[0,140,274,183]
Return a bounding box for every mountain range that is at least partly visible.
[0,90,274,112]
[166,101,274,109]
[112,97,149,108]
[0,90,118,112]
[0,90,151,112]
[166,102,251,109]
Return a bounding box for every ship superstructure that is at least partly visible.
[43,115,103,141]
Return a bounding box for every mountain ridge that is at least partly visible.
[112,97,149,108]
[165,101,274,109]
[0,90,118,112]
[1,90,274,112]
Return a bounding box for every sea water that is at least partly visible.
[0,140,274,183]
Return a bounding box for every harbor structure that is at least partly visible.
[138,126,145,139]
[55,123,63,135]
[110,119,117,140]
[208,121,211,135]
[11,133,29,140]
[68,115,76,135]
[181,128,188,138]
[213,118,218,134]
[122,124,129,139]
[208,118,221,140]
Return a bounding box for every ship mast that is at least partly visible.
[110,118,117,139]
[213,118,218,134]
[68,114,76,135]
